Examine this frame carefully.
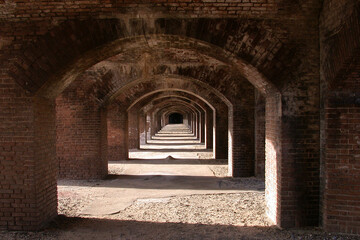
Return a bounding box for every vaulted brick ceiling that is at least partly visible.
[6,19,301,99]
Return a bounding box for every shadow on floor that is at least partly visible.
[48,216,281,239]
[109,159,227,165]
[58,174,265,191]
[1,216,342,240]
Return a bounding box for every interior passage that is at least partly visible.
[147,123,203,148]
[0,0,359,236]
[129,123,212,159]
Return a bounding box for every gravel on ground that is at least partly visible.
[0,161,358,240]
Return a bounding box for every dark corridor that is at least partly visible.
[169,113,183,124]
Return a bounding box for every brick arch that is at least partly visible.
[74,46,255,105]
[148,98,205,140]
[128,98,202,149]
[110,74,232,109]
[2,17,301,231]
[103,73,282,226]
[146,99,201,120]
[145,96,206,128]
[131,91,210,120]
[152,100,200,123]
[6,18,288,98]
[106,77,229,158]
[142,94,207,114]
[159,103,197,125]
[130,91,213,149]
[107,74,257,173]
[161,105,197,129]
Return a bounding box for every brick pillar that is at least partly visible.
[322,91,360,234]
[0,77,57,230]
[200,110,205,143]
[206,109,214,149]
[275,79,320,228]
[255,90,265,178]
[195,113,199,139]
[229,100,255,177]
[100,108,108,169]
[215,107,228,159]
[265,92,282,226]
[139,111,146,146]
[107,105,128,161]
[150,112,158,138]
[127,109,139,150]
[146,113,152,142]
[56,89,106,179]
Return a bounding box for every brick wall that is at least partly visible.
[56,78,107,179]
[0,0,320,28]
[230,96,255,177]
[107,105,128,161]
[320,0,360,234]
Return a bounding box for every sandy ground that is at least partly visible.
[1,160,359,240]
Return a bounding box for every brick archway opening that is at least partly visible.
[4,29,291,231]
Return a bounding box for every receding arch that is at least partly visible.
[5,18,286,230]
[134,92,212,149]
[129,98,202,149]
[7,18,288,100]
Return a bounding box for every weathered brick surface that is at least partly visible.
[107,105,128,161]
[1,18,308,99]
[229,88,255,177]
[320,0,360,234]
[33,96,57,231]
[56,78,107,179]
[0,72,57,230]
[264,91,281,226]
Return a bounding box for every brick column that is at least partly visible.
[215,107,228,159]
[275,78,320,228]
[255,90,265,178]
[229,100,255,177]
[56,88,106,179]
[199,110,205,143]
[0,77,57,230]
[146,113,152,142]
[206,109,214,149]
[127,109,139,150]
[107,105,128,161]
[265,93,282,226]
[139,111,146,146]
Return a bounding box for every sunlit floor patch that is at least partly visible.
[58,159,264,216]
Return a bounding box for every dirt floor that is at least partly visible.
[1,160,359,240]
